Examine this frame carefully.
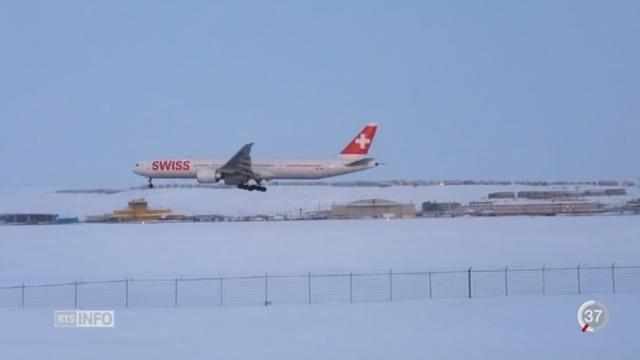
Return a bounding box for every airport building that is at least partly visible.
[85,199,188,223]
[517,189,626,199]
[330,199,416,219]
[0,213,58,225]
[468,202,602,216]
[421,202,463,217]
[488,192,516,199]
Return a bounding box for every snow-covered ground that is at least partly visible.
[0,185,638,359]
[1,295,638,359]
[1,216,639,284]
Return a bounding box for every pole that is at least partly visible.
[174,278,179,308]
[349,271,353,304]
[125,279,129,308]
[389,269,393,302]
[21,283,25,309]
[74,281,78,309]
[542,266,546,295]
[428,272,432,300]
[468,267,472,299]
[577,265,582,295]
[219,277,224,307]
[264,273,269,306]
[308,272,312,305]
[504,267,509,297]
[611,263,616,294]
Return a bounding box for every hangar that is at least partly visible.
[330,199,416,219]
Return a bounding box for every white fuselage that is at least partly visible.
[133,157,377,184]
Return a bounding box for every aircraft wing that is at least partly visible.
[218,143,256,182]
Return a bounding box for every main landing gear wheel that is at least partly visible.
[237,184,267,192]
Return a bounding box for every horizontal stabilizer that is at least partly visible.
[345,157,376,167]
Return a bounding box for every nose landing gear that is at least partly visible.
[147,178,154,189]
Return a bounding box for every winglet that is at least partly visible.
[340,123,378,156]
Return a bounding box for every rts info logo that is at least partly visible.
[54,310,115,328]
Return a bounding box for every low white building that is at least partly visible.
[330,199,416,219]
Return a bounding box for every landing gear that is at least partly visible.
[147,178,154,189]
[237,184,267,192]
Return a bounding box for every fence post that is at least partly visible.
[174,278,179,308]
[349,271,353,304]
[74,281,78,309]
[468,267,472,299]
[611,263,616,294]
[577,265,582,295]
[308,272,312,305]
[125,279,129,308]
[428,272,432,300]
[219,277,224,307]
[504,267,509,297]
[542,266,546,295]
[389,269,393,302]
[21,283,25,309]
[264,273,269,306]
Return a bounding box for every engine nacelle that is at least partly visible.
[196,168,221,183]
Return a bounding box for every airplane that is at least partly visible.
[132,123,379,192]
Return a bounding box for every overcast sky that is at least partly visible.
[1,1,638,187]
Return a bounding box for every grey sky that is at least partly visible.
[1,1,638,187]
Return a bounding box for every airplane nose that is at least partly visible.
[133,163,142,175]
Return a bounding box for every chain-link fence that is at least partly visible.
[1,265,638,309]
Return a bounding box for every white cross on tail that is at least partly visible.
[354,133,371,149]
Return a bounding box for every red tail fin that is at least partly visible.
[340,123,378,156]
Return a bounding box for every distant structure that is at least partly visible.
[85,199,188,223]
[597,180,619,186]
[421,202,463,217]
[516,189,626,200]
[301,210,331,220]
[625,199,640,214]
[488,192,516,199]
[0,213,58,225]
[420,201,609,217]
[468,202,602,216]
[193,214,228,222]
[330,199,416,219]
[55,217,80,225]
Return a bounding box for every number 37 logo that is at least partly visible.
[578,300,609,333]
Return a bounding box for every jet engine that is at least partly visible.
[196,168,221,183]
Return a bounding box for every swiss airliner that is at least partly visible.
[133,123,379,191]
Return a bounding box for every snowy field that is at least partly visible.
[1,185,639,359]
[1,216,639,284]
[2,295,639,360]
